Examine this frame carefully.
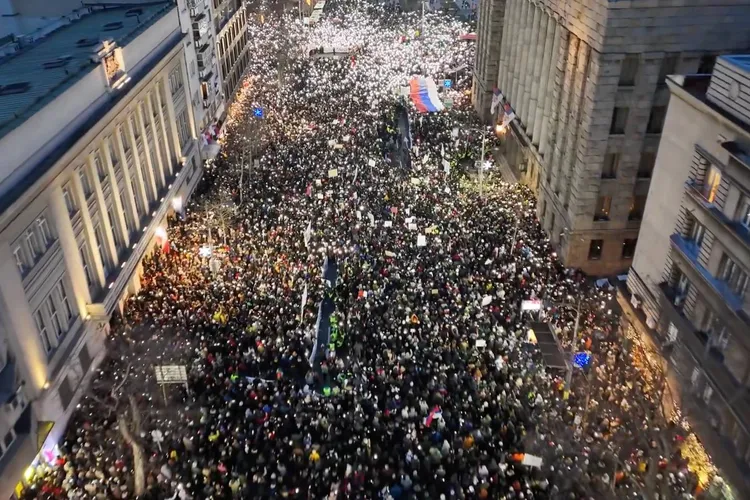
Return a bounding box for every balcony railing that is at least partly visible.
[686,182,750,250]
[658,282,750,429]
[659,281,687,313]
[670,234,750,322]
[187,0,208,11]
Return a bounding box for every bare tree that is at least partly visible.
[204,188,235,246]
[233,116,266,206]
[89,362,147,497]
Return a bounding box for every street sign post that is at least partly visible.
[154,365,188,405]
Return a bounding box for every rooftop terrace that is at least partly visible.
[0,1,172,140]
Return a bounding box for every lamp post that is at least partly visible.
[478,132,486,198]
[421,0,425,35]
[547,297,583,400]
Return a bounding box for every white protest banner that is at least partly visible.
[317,193,324,199]
[422,154,429,164]
[481,296,492,306]
[343,135,351,142]
[315,179,322,186]
[442,159,450,173]
[334,144,344,149]
[475,339,487,348]
[405,216,414,224]
[368,212,375,226]
[327,139,336,147]
[444,187,451,194]
[328,169,338,178]
[384,221,393,228]
[417,234,427,247]
[385,250,396,258]
[368,159,376,167]
[410,177,421,185]
[408,223,417,231]
[356,210,362,220]
[151,430,164,451]
[521,299,542,311]
[521,454,543,468]
[451,127,459,138]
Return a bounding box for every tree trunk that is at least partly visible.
[118,412,146,496]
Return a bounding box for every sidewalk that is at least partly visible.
[491,147,519,184]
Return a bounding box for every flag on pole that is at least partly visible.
[304,221,312,247]
[490,88,503,115]
[300,283,308,319]
[501,102,516,128]
[423,406,443,427]
[409,77,445,113]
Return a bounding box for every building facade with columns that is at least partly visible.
[473,0,750,275]
[0,3,203,497]
[622,56,750,496]
[214,0,250,101]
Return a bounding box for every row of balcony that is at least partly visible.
[659,279,750,434]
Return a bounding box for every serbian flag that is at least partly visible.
[409,77,445,113]
[423,406,443,427]
[490,88,503,115]
[501,102,516,128]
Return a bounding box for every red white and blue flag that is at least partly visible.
[501,102,516,128]
[423,406,443,427]
[409,77,445,113]
[490,87,503,115]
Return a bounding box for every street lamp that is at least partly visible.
[458,125,492,197]
[546,297,583,400]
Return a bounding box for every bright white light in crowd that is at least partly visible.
[155,226,167,241]
[199,245,212,258]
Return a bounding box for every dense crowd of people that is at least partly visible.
[22,0,718,498]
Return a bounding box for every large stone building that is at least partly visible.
[180,0,225,143]
[473,0,750,275]
[0,3,204,496]
[621,55,750,496]
[214,0,250,101]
